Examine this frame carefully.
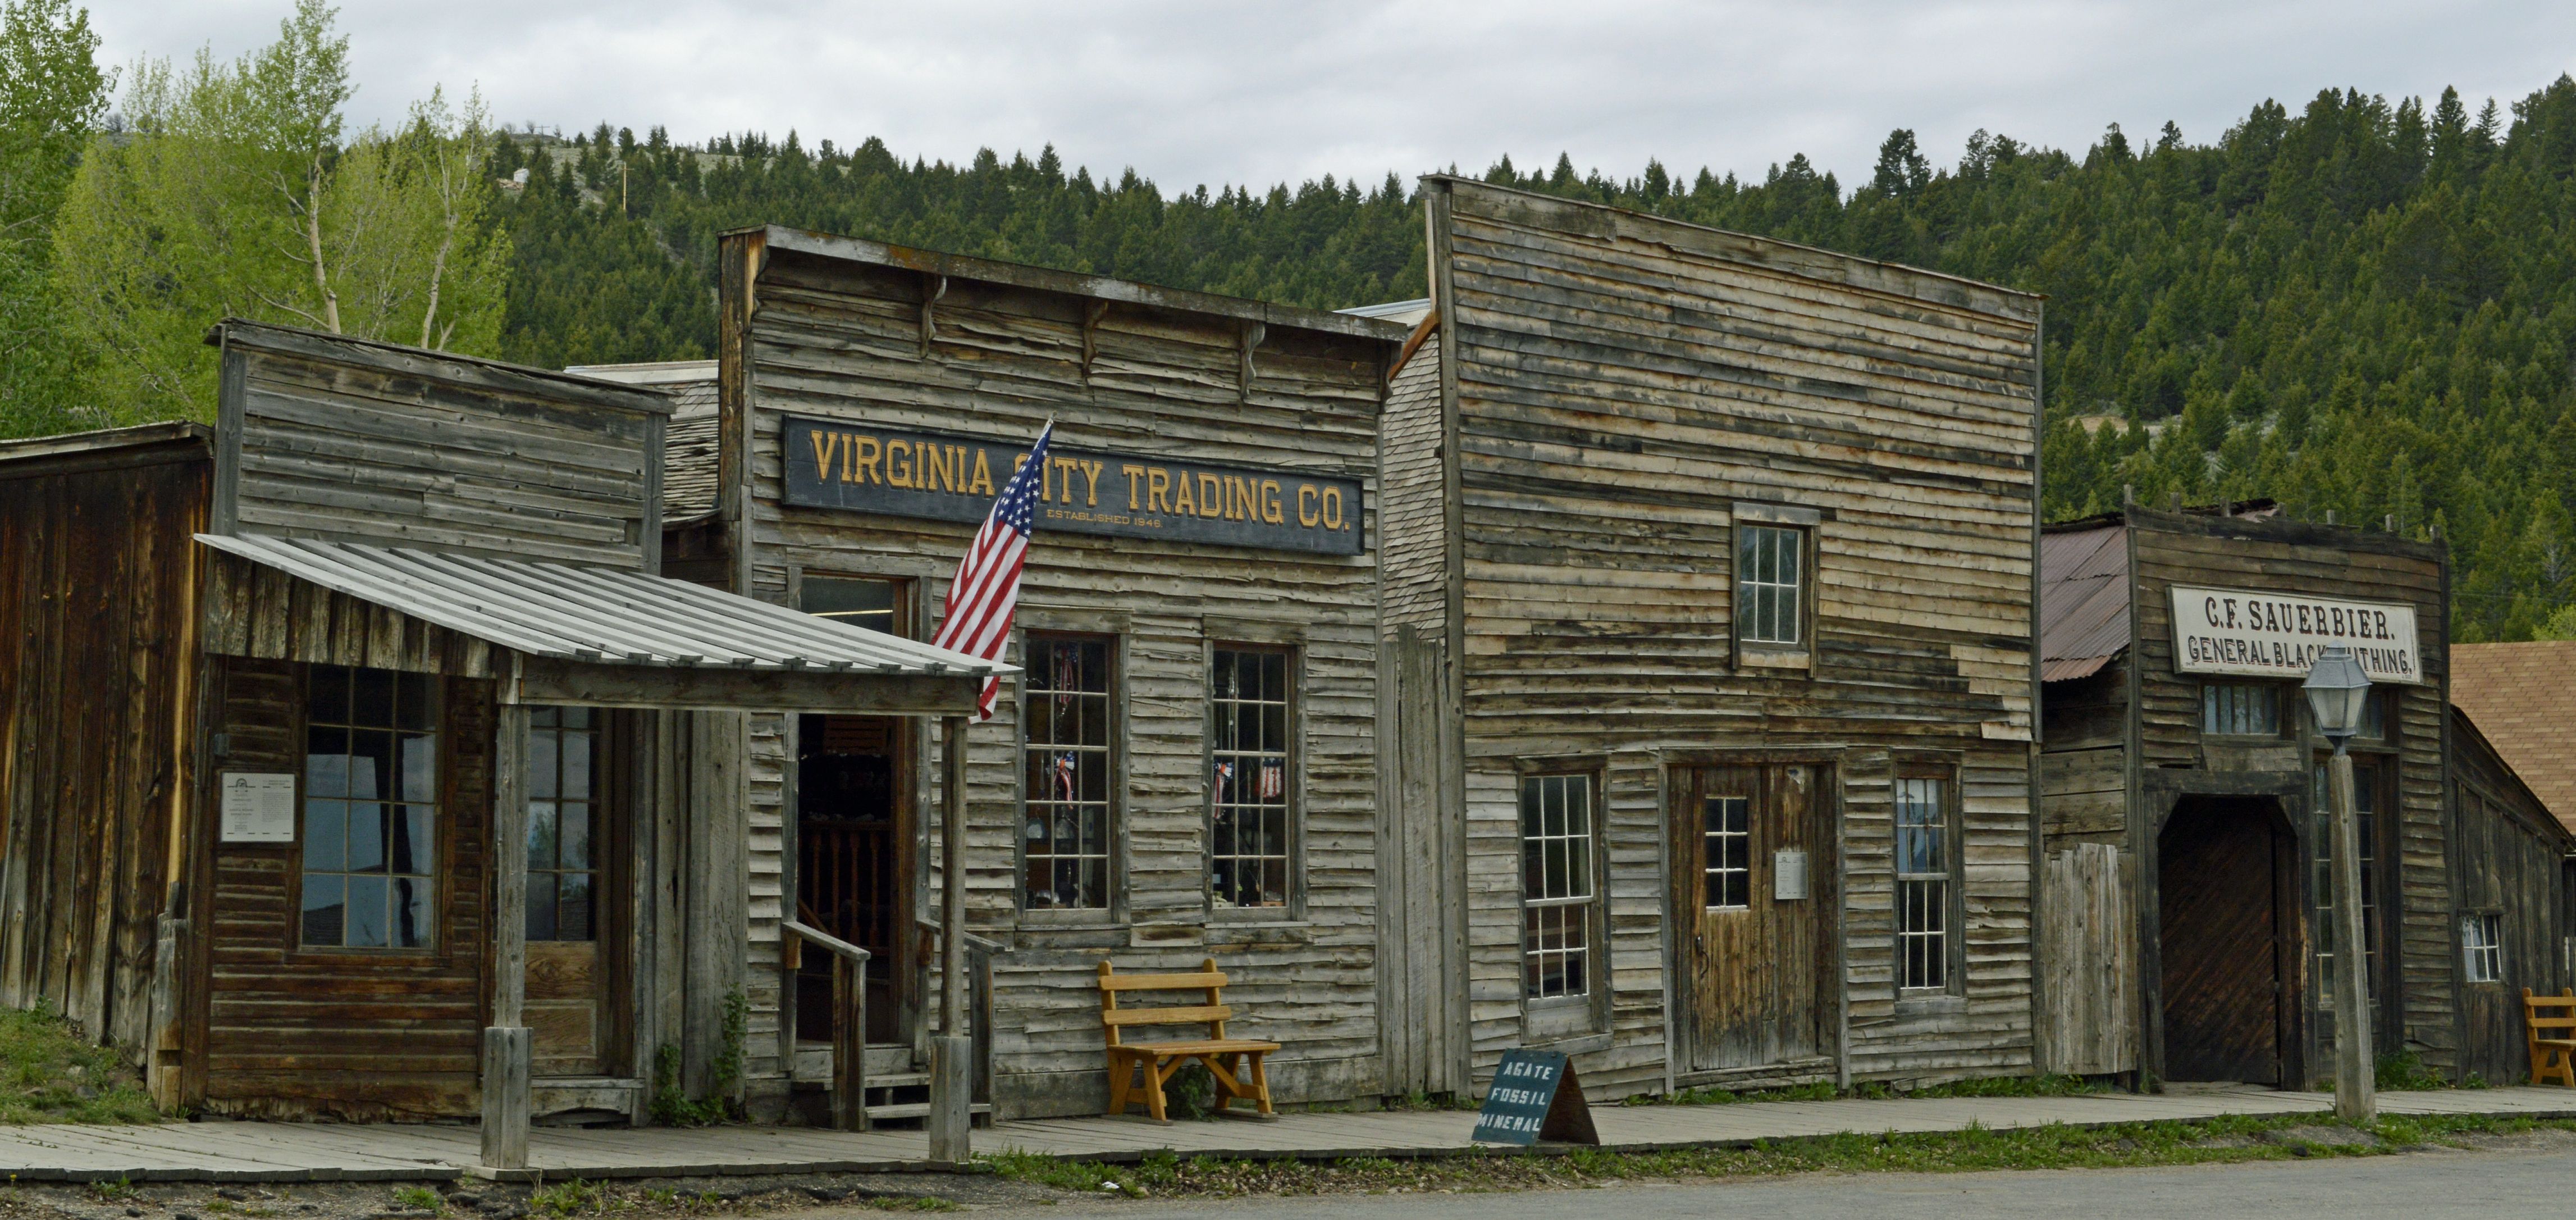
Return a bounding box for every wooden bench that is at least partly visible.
[2528,987,2576,1087]
[1098,958,1278,1122]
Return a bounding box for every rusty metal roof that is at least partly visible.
[2039,523,2130,682]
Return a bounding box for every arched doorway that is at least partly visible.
[2158,796,2299,1084]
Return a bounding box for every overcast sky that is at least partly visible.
[89,1,2576,195]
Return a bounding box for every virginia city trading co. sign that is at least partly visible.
[2167,585,2424,685]
[780,416,1364,556]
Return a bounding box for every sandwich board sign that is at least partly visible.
[1470,1049,1600,1145]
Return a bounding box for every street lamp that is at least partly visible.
[2302,645,2375,1122]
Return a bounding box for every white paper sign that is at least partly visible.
[1774,848,1810,901]
[220,772,297,843]
[2167,585,2424,685]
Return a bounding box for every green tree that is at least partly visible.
[44,0,506,424]
[0,0,108,433]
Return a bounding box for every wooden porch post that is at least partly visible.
[482,702,533,1170]
[928,713,972,1162]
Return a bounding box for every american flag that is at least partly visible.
[1259,761,1283,800]
[931,422,1053,720]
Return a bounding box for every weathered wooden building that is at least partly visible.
[2032,501,2564,1086]
[0,322,1002,1159]
[650,226,1410,1120]
[2447,641,2576,1082]
[1373,177,2048,1100]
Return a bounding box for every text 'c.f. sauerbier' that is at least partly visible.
[780,416,1364,556]
[2166,584,2425,684]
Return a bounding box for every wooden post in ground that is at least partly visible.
[928,713,972,1163]
[482,702,533,1169]
[2327,749,2376,1122]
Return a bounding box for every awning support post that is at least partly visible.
[482,702,533,1170]
[928,713,972,1163]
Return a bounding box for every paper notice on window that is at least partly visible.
[1774,848,1810,901]
[220,772,296,843]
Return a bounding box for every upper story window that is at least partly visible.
[1022,634,1115,912]
[1209,646,1295,912]
[803,576,899,634]
[302,664,437,950]
[1736,523,1805,647]
[2202,682,2282,736]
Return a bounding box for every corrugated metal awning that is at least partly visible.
[2038,523,2130,682]
[197,532,1011,678]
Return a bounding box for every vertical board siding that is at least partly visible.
[729,244,1396,1118]
[2449,709,2575,1083]
[223,327,665,570]
[1424,180,2041,1096]
[0,440,207,1060]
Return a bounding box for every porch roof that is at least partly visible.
[196,531,1009,680]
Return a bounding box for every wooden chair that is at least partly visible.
[1098,958,1278,1122]
[2527,988,2576,1087]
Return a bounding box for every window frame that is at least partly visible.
[1517,768,1607,1039]
[2199,681,2287,739]
[1893,765,1963,996]
[524,705,604,944]
[293,663,442,955]
[1731,503,1820,670]
[1014,630,1123,923]
[1205,641,1303,922]
[2461,911,2505,986]
[2311,755,2396,1012]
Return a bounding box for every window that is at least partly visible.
[2463,913,2504,984]
[1022,635,1114,911]
[1896,774,1955,991]
[527,706,600,941]
[1702,795,1751,909]
[1736,524,1804,646]
[2313,761,2382,1000]
[302,665,436,949]
[2202,683,2281,736]
[1209,647,1294,911]
[803,576,898,633]
[2355,689,2388,741]
[1519,775,1597,1002]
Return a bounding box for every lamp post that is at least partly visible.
[2301,646,2375,1122]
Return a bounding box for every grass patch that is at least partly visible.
[528,1180,630,1217]
[2377,1048,2483,1091]
[392,1186,444,1213]
[0,1004,161,1125]
[1632,1073,2105,1108]
[980,1113,2573,1199]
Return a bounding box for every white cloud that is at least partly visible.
[88,0,2576,194]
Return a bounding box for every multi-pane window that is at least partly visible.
[2355,689,2388,741]
[1520,775,1597,1002]
[1702,796,1751,910]
[527,706,600,942]
[1896,775,1954,991]
[2202,683,2282,735]
[2313,761,2382,1000]
[2462,913,2504,984]
[1209,648,1293,911]
[1736,524,1804,646]
[302,665,436,949]
[1022,635,1114,911]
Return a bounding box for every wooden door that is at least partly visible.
[524,706,624,1078]
[2157,798,2284,1084]
[1674,764,1829,1073]
[796,714,911,1045]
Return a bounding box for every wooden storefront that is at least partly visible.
[659,226,1409,1121]
[0,322,1002,1159]
[2445,644,2576,1084]
[1377,178,2048,1099]
[2033,502,2490,1086]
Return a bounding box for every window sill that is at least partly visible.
[1517,1030,1613,1058]
[1894,991,1966,1017]
[1738,647,1811,671]
[1017,908,1120,927]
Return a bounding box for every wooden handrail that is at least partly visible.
[915,914,1004,955]
[784,918,872,964]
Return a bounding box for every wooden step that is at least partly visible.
[861,1101,992,1121]
[865,1073,929,1090]
[791,1044,916,1082]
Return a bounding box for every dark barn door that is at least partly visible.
[797,714,911,1044]
[1673,764,1830,1073]
[2158,798,2292,1084]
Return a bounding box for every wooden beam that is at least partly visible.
[940,714,968,1034]
[481,701,532,1169]
[514,655,984,715]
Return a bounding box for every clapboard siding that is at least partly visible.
[218,322,670,571]
[0,429,208,1063]
[2447,707,2575,1084]
[1407,179,2042,1097]
[2122,509,2451,1082]
[723,238,1401,1117]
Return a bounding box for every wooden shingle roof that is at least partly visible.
[2451,640,2576,833]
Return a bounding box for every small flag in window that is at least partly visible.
[1213,760,1234,794]
[1054,752,1077,802]
[1259,761,1283,799]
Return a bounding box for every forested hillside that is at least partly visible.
[490,78,2576,640]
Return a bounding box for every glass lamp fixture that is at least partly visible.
[2301,645,2373,749]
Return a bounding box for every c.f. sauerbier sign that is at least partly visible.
[781,416,1363,556]
[2168,585,2424,685]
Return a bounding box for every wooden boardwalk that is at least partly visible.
[1,1088,2570,1183]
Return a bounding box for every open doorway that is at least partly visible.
[2157,796,2299,1085]
[796,577,914,1047]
